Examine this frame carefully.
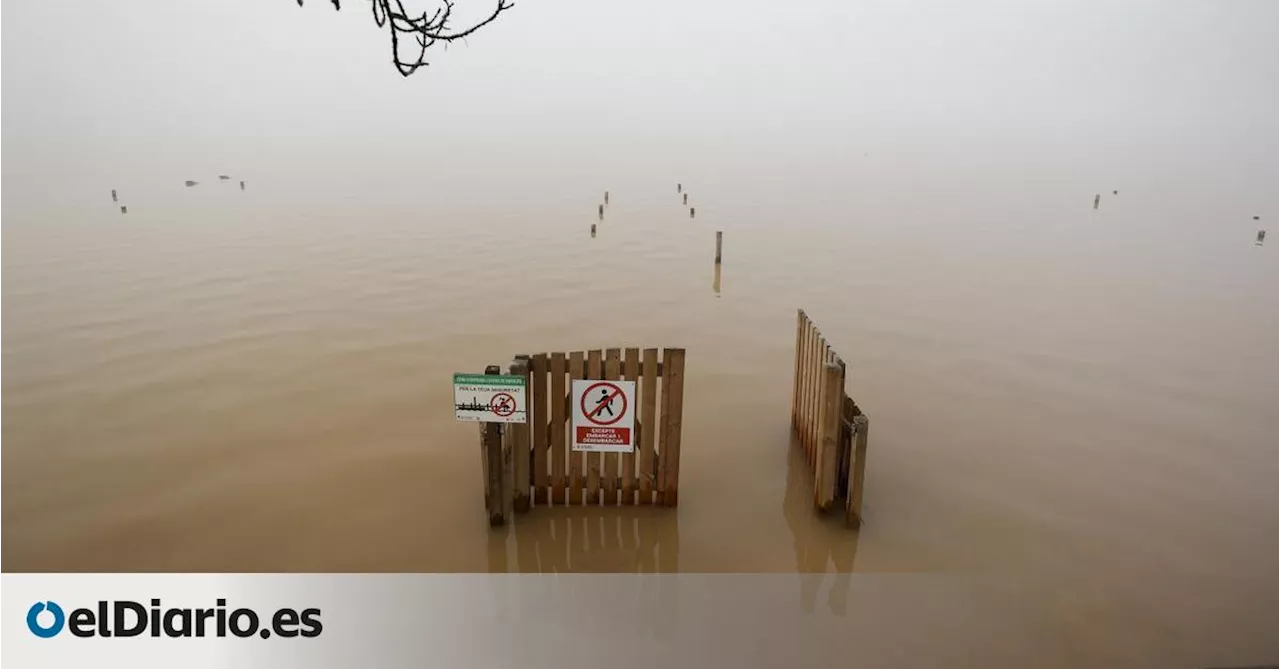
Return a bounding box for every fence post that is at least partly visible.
[659,348,686,506]
[816,362,842,511]
[482,365,507,525]
[791,311,805,429]
[510,358,531,513]
[502,415,514,517]
[845,415,869,528]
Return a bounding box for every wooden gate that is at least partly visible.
[480,347,686,525]
[791,310,870,528]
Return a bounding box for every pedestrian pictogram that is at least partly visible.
[572,379,636,453]
[454,373,527,424]
[490,392,516,417]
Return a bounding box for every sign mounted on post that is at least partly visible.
[571,379,636,453]
[454,373,527,424]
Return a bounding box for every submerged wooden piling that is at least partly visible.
[1256,230,1266,245]
[120,206,127,214]
[591,223,597,237]
[690,207,696,219]
[715,230,722,263]
[111,189,118,203]
[1093,194,1100,210]
[240,181,245,190]
[677,183,682,193]
[683,193,688,205]
[599,204,604,219]
[604,191,610,205]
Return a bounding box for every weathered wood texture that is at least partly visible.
[490,347,687,515]
[790,310,870,528]
[482,365,506,525]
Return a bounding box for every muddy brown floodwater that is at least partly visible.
[2,170,1276,667]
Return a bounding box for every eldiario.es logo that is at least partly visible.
[27,599,322,639]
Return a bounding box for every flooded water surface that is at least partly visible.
[3,165,1276,666]
[3,0,1277,666]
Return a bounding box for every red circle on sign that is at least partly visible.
[490,393,516,417]
[580,382,627,426]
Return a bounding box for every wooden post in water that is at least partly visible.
[550,351,568,505]
[531,354,549,505]
[482,365,507,525]
[845,415,869,528]
[677,183,682,193]
[591,224,597,237]
[1256,230,1266,245]
[715,231,722,264]
[120,206,128,214]
[659,348,686,506]
[816,363,842,511]
[1093,194,1100,210]
[683,193,688,205]
[598,204,604,219]
[604,191,610,205]
[240,181,245,190]
[510,358,531,512]
[111,189,118,203]
[690,207,696,219]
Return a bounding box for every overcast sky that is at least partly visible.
[3,0,1276,213]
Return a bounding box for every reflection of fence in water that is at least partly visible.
[488,507,679,573]
[784,433,859,616]
[486,508,681,637]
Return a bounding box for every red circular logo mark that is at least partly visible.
[490,393,516,417]
[580,382,627,426]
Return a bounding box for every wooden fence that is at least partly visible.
[791,310,870,528]
[481,347,687,525]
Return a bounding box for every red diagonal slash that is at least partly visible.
[589,386,624,419]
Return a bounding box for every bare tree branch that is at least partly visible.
[297,0,513,77]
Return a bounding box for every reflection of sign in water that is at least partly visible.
[571,380,635,452]
[454,373,527,424]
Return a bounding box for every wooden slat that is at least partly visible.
[549,352,567,505]
[815,336,827,465]
[805,322,819,464]
[530,354,549,505]
[797,315,810,441]
[603,348,622,506]
[846,415,870,528]
[812,336,826,468]
[509,358,531,513]
[659,348,686,506]
[803,318,814,457]
[639,348,659,505]
[622,347,640,505]
[792,310,805,428]
[482,365,506,525]
[806,327,819,466]
[501,416,514,517]
[817,362,842,511]
[568,351,585,505]
[479,420,489,507]
[585,349,603,505]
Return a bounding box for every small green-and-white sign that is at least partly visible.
[454,373,527,424]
